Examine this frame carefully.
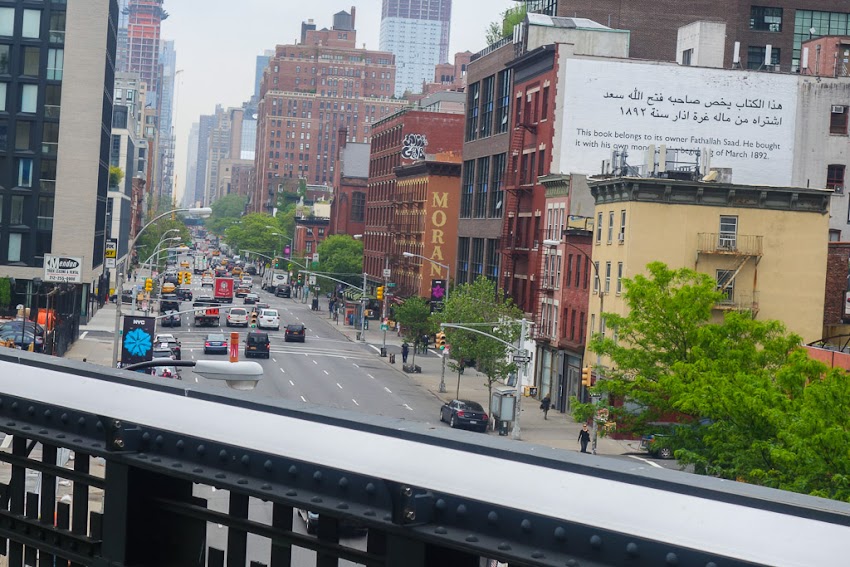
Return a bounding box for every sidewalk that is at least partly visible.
[64,303,117,367]
[308,300,635,457]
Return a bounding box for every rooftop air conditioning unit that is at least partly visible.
[833,105,845,113]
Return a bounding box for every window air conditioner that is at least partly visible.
[832,105,845,113]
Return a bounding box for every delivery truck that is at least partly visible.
[192,300,220,327]
[193,254,208,275]
[214,276,234,304]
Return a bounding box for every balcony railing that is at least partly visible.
[715,291,760,313]
[697,233,763,256]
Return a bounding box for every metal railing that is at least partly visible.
[697,232,764,256]
[0,351,848,566]
[716,291,760,313]
[470,36,512,62]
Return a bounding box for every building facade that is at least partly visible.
[330,131,369,237]
[380,0,452,97]
[109,73,142,272]
[121,0,165,105]
[156,39,176,202]
[587,178,831,350]
[363,109,464,289]
[252,9,407,212]
[193,114,213,206]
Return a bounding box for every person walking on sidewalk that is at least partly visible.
[401,342,409,364]
[540,394,552,420]
[578,424,591,453]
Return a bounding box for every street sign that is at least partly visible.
[380,323,388,331]
[105,238,117,269]
[387,282,396,288]
[309,274,316,285]
[383,268,392,278]
[312,253,320,262]
[512,355,531,364]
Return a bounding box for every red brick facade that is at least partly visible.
[824,242,850,325]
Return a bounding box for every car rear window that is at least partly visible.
[460,401,484,412]
[207,334,225,341]
[287,325,304,331]
[230,308,246,315]
[263,310,278,316]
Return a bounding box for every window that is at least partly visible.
[466,82,479,141]
[15,121,30,150]
[607,211,614,243]
[0,45,8,74]
[8,233,21,262]
[48,11,65,43]
[0,8,13,36]
[496,69,511,134]
[750,6,783,32]
[22,10,41,39]
[486,238,500,282]
[827,164,845,192]
[18,158,33,187]
[47,48,63,80]
[541,86,549,121]
[681,48,693,66]
[10,195,24,224]
[457,237,470,284]
[480,75,494,137]
[830,106,848,135]
[605,262,611,293]
[21,85,38,113]
[593,262,600,293]
[37,196,53,230]
[471,238,484,277]
[489,153,505,218]
[716,270,735,302]
[22,47,40,76]
[619,210,626,242]
[747,46,780,69]
[474,157,489,218]
[537,149,546,177]
[719,215,738,249]
[44,84,60,118]
[460,160,474,218]
[616,262,624,294]
[596,212,602,242]
[351,191,365,222]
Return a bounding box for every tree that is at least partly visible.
[436,277,523,423]
[0,277,11,309]
[207,194,247,235]
[484,5,526,45]
[394,296,432,366]
[314,235,363,291]
[109,166,124,189]
[580,261,850,502]
[223,213,277,258]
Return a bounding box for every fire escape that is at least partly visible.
[696,232,763,316]
[501,122,537,307]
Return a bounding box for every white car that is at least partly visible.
[226,307,249,327]
[241,276,254,287]
[257,308,280,331]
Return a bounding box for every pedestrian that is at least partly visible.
[401,342,409,364]
[578,424,591,453]
[540,394,551,420]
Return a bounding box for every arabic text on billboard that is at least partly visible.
[44,254,83,283]
[560,59,798,186]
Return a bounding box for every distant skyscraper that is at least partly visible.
[380,0,451,97]
[184,122,199,207]
[157,40,177,201]
[194,115,214,206]
[124,0,167,107]
[254,50,273,99]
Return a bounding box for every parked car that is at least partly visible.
[244,331,270,358]
[439,399,489,432]
[284,324,306,342]
[203,333,229,355]
[257,308,280,331]
[275,284,291,298]
[109,291,134,304]
[0,320,44,352]
[243,293,260,305]
[226,307,249,327]
[161,310,182,327]
[639,422,697,459]
[154,334,181,360]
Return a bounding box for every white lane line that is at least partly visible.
[80,331,88,340]
[403,403,413,411]
[324,370,330,375]
[384,386,392,394]
[352,363,359,368]
[352,399,359,406]
[300,395,307,402]
[289,380,295,386]
[272,358,277,362]
[628,455,663,469]
[367,374,375,379]
[336,382,342,389]
[368,344,381,353]
[194,377,198,383]
[279,367,285,373]
[312,359,318,364]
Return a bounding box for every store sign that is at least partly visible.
[105,238,118,269]
[44,254,83,283]
[120,315,155,367]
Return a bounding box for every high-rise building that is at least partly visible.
[193,114,213,206]
[254,49,273,99]
[252,9,408,213]
[123,0,167,107]
[184,122,199,207]
[157,40,176,202]
[0,0,119,323]
[380,0,452,97]
[206,105,231,205]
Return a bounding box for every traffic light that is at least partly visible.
[297,273,303,284]
[581,366,592,388]
[436,332,446,350]
[376,286,384,301]
[274,258,280,269]
[177,272,184,284]
[250,311,258,328]
[185,273,192,285]
[144,278,153,292]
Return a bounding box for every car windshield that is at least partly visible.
[459,401,484,412]
[207,334,225,341]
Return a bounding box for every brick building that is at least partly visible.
[363,109,464,288]
[823,242,850,329]
[394,159,461,299]
[252,9,408,213]
[330,130,370,237]
[536,0,850,71]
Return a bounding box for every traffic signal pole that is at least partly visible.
[381,256,388,354]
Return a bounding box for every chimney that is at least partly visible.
[351,6,356,30]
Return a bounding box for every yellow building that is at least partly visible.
[585,177,831,351]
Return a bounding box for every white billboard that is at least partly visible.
[44,254,83,283]
[559,59,799,186]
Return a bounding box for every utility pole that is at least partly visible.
[360,271,367,342]
[512,318,528,440]
[439,346,447,393]
[381,255,389,354]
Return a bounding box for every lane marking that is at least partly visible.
[368,345,381,353]
[403,403,413,411]
[384,386,392,394]
[80,331,88,340]
[323,370,330,375]
[352,399,359,406]
[272,358,277,362]
[289,380,295,386]
[279,367,285,373]
[352,363,359,368]
[300,395,307,402]
[367,374,375,380]
[336,382,342,389]
[194,377,198,383]
[312,359,317,364]
[628,455,663,469]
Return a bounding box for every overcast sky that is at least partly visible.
[161,0,517,204]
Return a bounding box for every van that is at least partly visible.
[244,331,270,359]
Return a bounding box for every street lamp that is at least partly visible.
[143,234,182,272]
[543,237,604,454]
[112,207,212,368]
[402,251,450,303]
[353,235,367,342]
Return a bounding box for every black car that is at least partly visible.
[244,331,270,358]
[160,295,180,313]
[439,400,489,432]
[0,321,45,352]
[204,333,228,355]
[176,287,193,301]
[284,324,305,342]
[245,266,257,275]
[109,291,135,304]
[275,284,291,298]
[161,310,181,327]
[243,293,259,304]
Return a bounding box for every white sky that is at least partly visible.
[161,0,517,204]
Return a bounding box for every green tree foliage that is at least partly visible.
[313,235,363,291]
[223,213,277,259]
[275,203,297,244]
[436,277,523,420]
[484,5,526,45]
[0,277,11,309]
[394,296,433,366]
[108,166,125,189]
[207,194,248,235]
[134,219,192,270]
[582,261,850,501]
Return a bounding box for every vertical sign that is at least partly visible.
[430,279,446,310]
[284,245,291,258]
[120,315,155,367]
[229,331,239,362]
[105,238,118,269]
